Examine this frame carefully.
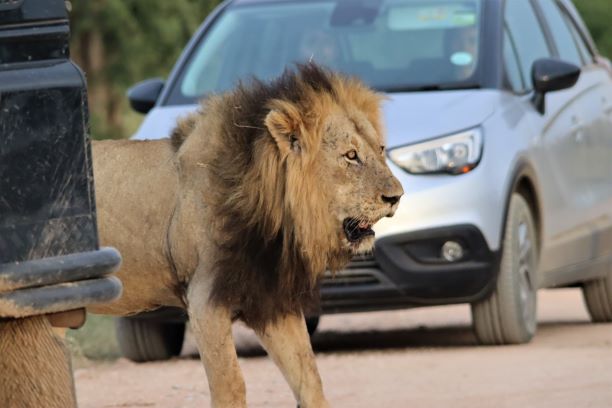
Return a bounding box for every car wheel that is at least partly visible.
[306,315,320,336]
[471,193,539,345]
[582,272,612,322]
[115,317,185,362]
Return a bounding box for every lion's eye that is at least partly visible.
[344,150,360,163]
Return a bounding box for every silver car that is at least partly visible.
[117,0,612,360]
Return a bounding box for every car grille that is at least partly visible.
[322,253,381,287]
[348,253,378,268]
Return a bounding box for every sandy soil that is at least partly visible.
[74,289,612,408]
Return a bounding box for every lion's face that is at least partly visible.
[317,109,403,254]
[265,96,403,257]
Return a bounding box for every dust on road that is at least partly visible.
[74,289,612,408]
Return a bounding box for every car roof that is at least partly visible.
[231,0,294,5]
[231,0,501,4]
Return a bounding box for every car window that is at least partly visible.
[537,0,582,66]
[167,0,484,105]
[504,0,551,90]
[562,10,594,65]
[503,28,524,93]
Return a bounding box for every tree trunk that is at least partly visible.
[73,29,124,137]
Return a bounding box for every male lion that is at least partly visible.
[90,64,403,407]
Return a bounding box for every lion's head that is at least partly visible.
[172,64,402,328]
[263,72,403,262]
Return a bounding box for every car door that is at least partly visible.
[504,0,592,277]
[557,0,612,266]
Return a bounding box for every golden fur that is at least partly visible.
[0,317,77,408]
[91,64,403,407]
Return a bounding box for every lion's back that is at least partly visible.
[92,139,177,226]
[91,139,184,314]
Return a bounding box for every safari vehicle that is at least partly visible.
[0,0,121,405]
[116,0,612,360]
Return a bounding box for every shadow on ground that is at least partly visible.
[311,324,478,352]
[181,319,593,359]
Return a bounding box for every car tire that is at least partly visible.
[471,193,539,345]
[306,315,320,336]
[115,317,185,362]
[582,273,612,322]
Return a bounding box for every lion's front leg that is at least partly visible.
[255,313,330,408]
[187,277,246,408]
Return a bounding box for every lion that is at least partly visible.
[90,64,403,407]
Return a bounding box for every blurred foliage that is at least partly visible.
[69,1,222,139]
[574,0,612,58]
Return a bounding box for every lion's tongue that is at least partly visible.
[358,220,370,229]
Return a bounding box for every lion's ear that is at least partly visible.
[264,103,302,155]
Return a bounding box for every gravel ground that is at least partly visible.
[74,289,612,408]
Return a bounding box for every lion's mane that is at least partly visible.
[171,64,382,330]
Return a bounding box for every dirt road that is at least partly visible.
[74,289,612,408]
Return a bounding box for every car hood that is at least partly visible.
[131,105,199,141]
[132,90,500,144]
[382,89,499,148]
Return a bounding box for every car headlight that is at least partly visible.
[388,128,483,175]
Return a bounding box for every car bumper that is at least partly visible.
[126,226,500,321]
[320,225,500,313]
[373,159,507,251]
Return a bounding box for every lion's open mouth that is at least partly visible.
[343,218,375,243]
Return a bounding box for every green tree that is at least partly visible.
[69,1,222,139]
[574,0,612,58]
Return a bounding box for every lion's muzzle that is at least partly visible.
[381,174,404,217]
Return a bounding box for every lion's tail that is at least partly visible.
[170,113,198,151]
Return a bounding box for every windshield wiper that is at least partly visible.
[381,83,481,93]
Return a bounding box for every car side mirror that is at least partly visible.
[531,58,580,114]
[127,78,164,114]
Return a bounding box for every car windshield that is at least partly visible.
[167,0,483,105]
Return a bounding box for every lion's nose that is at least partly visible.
[381,176,404,211]
[381,194,401,206]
